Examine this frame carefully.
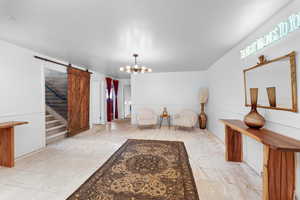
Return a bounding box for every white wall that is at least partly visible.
[43,61,67,74]
[0,40,46,157]
[131,71,208,124]
[207,0,300,197]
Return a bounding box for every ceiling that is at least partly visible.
[0,0,291,78]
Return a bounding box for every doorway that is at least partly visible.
[44,68,68,144]
[123,85,132,119]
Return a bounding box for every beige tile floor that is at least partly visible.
[0,120,262,200]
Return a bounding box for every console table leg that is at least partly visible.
[225,125,242,162]
[0,127,15,167]
[263,145,295,200]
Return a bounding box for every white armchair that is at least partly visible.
[173,110,198,129]
[136,108,158,128]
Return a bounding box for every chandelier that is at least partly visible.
[120,54,152,74]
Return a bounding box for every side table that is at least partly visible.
[159,115,171,129]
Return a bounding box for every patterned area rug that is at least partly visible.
[67,139,199,200]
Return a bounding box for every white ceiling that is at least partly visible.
[0,0,291,78]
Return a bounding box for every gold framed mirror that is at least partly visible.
[243,51,298,112]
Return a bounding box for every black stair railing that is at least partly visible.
[45,83,67,119]
[45,84,67,101]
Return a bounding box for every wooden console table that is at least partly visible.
[220,119,300,200]
[0,121,28,167]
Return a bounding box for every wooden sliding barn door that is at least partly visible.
[67,67,91,136]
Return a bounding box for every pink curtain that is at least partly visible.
[113,80,119,119]
[106,77,113,122]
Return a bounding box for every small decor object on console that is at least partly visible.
[244,88,265,129]
[257,55,267,65]
[199,88,208,129]
[266,87,277,107]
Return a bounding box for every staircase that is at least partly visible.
[45,68,68,119]
[45,85,68,119]
[45,68,68,144]
[46,111,68,144]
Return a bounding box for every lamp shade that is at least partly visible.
[199,88,209,104]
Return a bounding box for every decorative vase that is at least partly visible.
[199,103,207,129]
[266,87,276,107]
[244,88,265,129]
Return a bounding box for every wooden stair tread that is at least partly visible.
[46,124,66,131]
[46,120,60,124]
[46,130,67,139]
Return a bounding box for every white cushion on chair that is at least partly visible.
[173,110,198,128]
[136,108,158,126]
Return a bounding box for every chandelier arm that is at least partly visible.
[120,54,151,74]
[133,54,138,65]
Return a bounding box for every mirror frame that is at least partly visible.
[243,51,298,112]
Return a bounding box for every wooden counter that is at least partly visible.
[220,119,300,200]
[0,121,28,167]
